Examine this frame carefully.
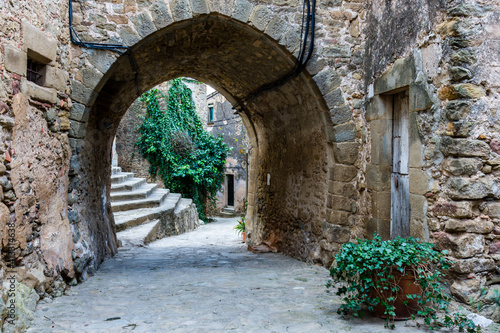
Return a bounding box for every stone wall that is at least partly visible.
[207,91,250,214]
[0,1,75,330]
[363,0,500,320]
[0,0,499,327]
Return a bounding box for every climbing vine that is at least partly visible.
[136,78,228,221]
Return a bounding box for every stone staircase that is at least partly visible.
[111,166,200,246]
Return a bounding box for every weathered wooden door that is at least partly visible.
[391,91,410,238]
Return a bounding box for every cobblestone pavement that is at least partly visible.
[28,218,498,333]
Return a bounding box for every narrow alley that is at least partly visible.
[26,218,496,333]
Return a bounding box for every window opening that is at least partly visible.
[208,105,214,123]
[27,58,43,85]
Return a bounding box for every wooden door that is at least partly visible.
[391,91,410,238]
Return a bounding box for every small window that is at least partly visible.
[27,58,44,85]
[208,105,214,123]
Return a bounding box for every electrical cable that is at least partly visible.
[232,0,316,113]
[68,0,140,94]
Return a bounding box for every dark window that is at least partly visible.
[27,58,43,85]
[208,105,214,123]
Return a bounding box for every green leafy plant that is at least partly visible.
[233,217,245,237]
[326,234,480,332]
[136,78,229,221]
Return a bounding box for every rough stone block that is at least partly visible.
[69,155,81,176]
[448,2,487,17]
[329,164,357,182]
[374,57,415,95]
[409,168,430,195]
[331,122,356,142]
[80,67,104,90]
[330,194,352,212]
[42,66,68,91]
[445,218,494,234]
[450,233,485,259]
[189,0,209,16]
[4,45,27,76]
[443,157,482,176]
[170,0,193,21]
[326,209,350,226]
[452,258,496,274]
[447,177,498,200]
[208,0,234,16]
[333,142,359,165]
[70,79,95,105]
[69,120,87,139]
[313,68,341,95]
[449,66,472,81]
[86,49,117,75]
[409,113,424,168]
[22,79,57,104]
[0,116,15,129]
[249,5,273,31]
[131,11,157,38]
[22,20,57,63]
[450,278,480,303]
[432,201,472,218]
[440,137,490,157]
[329,105,352,125]
[370,119,392,166]
[487,203,500,219]
[69,102,90,122]
[371,192,390,219]
[278,27,300,54]
[450,49,476,65]
[366,164,391,191]
[329,181,358,198]
[69,138,83,155]
[438,84,485,100]
[365,95,392,121]
[409,83,432,112]
[324,88,345,109]
[323,222,350,243]
[264,15,287,42]
[410,194,427,221]
[151,0,174,29]
[305,54,326,76]
[117,26,142,46]
[324,45,350,58]
[366,218,390,240]
[232,0,253,22]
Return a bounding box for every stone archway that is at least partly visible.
[67,2,356,280]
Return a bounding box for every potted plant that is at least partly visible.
[233,217,245,242]
[326,234,480,332]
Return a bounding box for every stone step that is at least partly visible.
[111,189,169,213]
[117,220,160,247]
[220,208,239,217]
[175,198,194,214]
[111,166,122,175]
[111,172,134,185]
[111,178,147,192]
[110,183,158,201]
[114,193,181,231]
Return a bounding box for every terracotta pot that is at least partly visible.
[242,232,246,243]
[370,269,422,320]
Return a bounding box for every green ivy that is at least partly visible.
[326,234,480,332]
[136,78,228,221]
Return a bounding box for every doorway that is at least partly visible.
[227,174,235,207]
